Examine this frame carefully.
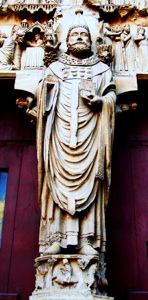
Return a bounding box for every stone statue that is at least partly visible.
[102,23,114,46]
[35,263,48,290]
[99,22,124,69]
[120,24,136,72]
[54,258,78,285]
[37,10,116,258]
[43,19,61,66]
[111,24,124,72]
[56,258,72,284]
[26,32,43,48]
[0,25,18,70]
[23,29,44,68]
[96,42,113,66]
[134,26,148,72]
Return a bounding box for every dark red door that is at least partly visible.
[107,87,148,300]
[0,79,40,300]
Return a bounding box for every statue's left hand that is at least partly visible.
[88,94,103,106]
[80,89,102,108]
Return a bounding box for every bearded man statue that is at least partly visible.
[37,10,116,258]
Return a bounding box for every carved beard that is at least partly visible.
[67,41,91,57]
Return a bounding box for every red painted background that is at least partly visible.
[0,79,40,300]
[0,80,148,300]
[107,85,148,300]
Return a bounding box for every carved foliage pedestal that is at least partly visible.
[29,255,114,300]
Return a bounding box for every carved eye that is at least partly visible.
[81,32,88,37]
[71,32,78,37]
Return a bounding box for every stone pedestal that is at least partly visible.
[29,255,114,300]
[30,294,113,300]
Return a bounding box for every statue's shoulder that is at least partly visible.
[49,60,64,78]
[92,60,110,76]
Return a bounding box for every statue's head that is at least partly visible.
[63,258,69,265]
[123,24,130,33]
[34,33,41,41]
[104,23,111,30]
[112,24,121,33]
[137,26,145,35]
[66,10,92,58]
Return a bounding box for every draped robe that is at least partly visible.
[0,37,15,69]
[37,54,116,254]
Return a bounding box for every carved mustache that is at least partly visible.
[70,41,89,45]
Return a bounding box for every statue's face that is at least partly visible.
[124,24,130,33]
[34,34,40,41]
[113,24,121,33]
[67,27,91,57]
[68,27,90,45]
[104,23,111,30]
[138,28,145,35]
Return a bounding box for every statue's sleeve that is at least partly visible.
[36,70,59,208]
[97,68,116,207]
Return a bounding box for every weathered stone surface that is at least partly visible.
[9,1,144,299]
[29,255,114,300]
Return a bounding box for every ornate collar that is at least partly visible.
[59,53,100,66]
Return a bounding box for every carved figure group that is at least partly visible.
[100,22,148,73]
[0,19,60,70]
[33,255,99,295]
[0,17,148,74]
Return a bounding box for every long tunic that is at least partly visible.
[137,38,148,72]
[37,54,116,254]
[24,47,44,68]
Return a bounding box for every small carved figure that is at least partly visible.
[111,24,124,72]
[44,20,60,51]
[26,32,43,48]
[134,26,148,72]
[85,263,97,288]
[11,24,26,70]
[96,42,113,65]
[35,263,48,290]
[96,262,108,295]
[103,23,114,46]
[43,19,61,66]
[120,24,136,72]
[0,26,17,70]
[55,259,78,285]
[56,259,72,284]
[24,29,44,68]
[77,256,90,270]
[100,22,126,69]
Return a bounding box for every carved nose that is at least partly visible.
[77,36,82,41]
